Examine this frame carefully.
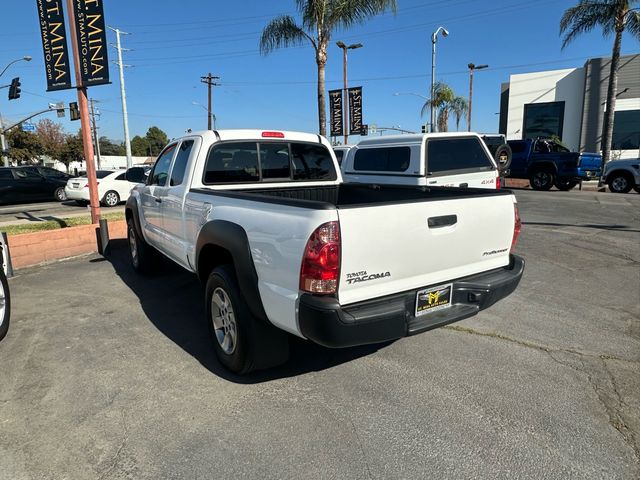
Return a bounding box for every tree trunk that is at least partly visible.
[600,20,623,174]
[316,44,327,137]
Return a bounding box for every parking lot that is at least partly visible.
[1,188,638,479]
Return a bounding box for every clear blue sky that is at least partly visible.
[1,0,638,143]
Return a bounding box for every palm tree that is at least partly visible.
[421,82,454,132]
[449,96,469,132]
[560,0,640,172]
[260,0,397,137]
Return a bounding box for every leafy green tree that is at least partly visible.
[6,129,43,164]
[560,0,640,169]
[58,131,85,167]
[145,126,169,156]
[449,96,469,132]
[421,82,454,132]
[99,136,126,156]
[131,135,150,157]
[260,0,397,137]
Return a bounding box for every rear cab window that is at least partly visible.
[352,147,411,172]
[425,137,495,177]
[203,141,337,185]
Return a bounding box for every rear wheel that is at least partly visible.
[127,218,160,274]
[54,187,67,202]
[608,172,633,193]
[554,178,578,191]
[0,268,11,342]
[529,170,554,191]
[102,190,120,207]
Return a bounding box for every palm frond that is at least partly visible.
[260,15,312,54]
[626,10,640,39]
[328,0,397,29]
[560,1,619,49]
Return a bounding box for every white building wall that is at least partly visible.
[506,68,585,151]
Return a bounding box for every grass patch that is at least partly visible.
[1,212,125,236]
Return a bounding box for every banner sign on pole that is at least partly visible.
[348,87,363,136]
[329,89,343,138]
[36,0,73,91]
[72,0,110,86]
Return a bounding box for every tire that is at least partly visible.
[554,178,578,191]
[0,268,11,342]
[633,185,640,193]
[76,200,89,207]
[102,190,120,207]
[205,265,288,374]
[608,172,633,194]
[529,170,555,191]
[54,187,67,202]
[494,144,512,172]
[127,218,160,274]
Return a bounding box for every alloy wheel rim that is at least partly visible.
[211,287,237,355]
[612,177,628,192]
[106,193,118,206]
[534,172,549,187]
[0,278,5,327]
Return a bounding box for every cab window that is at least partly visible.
[148,144,177,186]
[170,140,195,186]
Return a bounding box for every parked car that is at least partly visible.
[507,137,602,191]
[65,167,149,207]
[0,167,68,204]
[341,133,501,189]
[602,158,640,193]
[126,129,524,374]
[332,145,353,166]
[21,165,74,181]
[0,244,10,342]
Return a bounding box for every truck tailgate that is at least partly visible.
[337,193,516,306]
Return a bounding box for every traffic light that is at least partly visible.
[56,102,65,118]
[69,102,80,121]
[360,124,368,136]
[8,77,21,100]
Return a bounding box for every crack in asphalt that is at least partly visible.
[97,412,129,480]
[444,325,640,466]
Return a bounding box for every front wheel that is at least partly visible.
[554,179,578,191]
[102,190,120,207]
[529,171,555,191]
[127,218,160,274]
[54,187,67,202]
[0,268,11,342]
[608,173,633,194]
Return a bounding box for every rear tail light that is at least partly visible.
[511,204,521,253]
[83,182,98,188]
[262,131,285,138]
[496,176,501,189]
[300,221,341,294]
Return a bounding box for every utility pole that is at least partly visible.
[65,0,101,224]
[336,42,363,145]
[200,73,220,130]
[90,99,101,169]
[109,26,133,169]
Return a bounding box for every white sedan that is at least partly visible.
[65,167,149,207]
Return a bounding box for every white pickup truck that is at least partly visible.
[126,129,524,374]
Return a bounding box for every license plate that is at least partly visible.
[415,283,453,317]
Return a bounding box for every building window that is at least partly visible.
[612,110,640,150]
[523,101,565,140]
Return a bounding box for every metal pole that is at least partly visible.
[342,47,348,145]
[90,99,101,169]
[207,73,212,130]
[430,35,436,133]
[112,28,132,169]
[468,67,474,132]
[66,0,101,224]
[0,115,8,167]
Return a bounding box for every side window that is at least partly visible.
[333,150,344,165]
[259,142,290,180]
[353,147,410,172]
[426,138,494,175]
[0,170,13,179]
[291,143,337,180]
[148,144,177,186]
[170,140,194,186]
[203,142,259,184]
[115,172,126,181]
[15,169,41,180]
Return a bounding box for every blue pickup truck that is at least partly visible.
[507,138,602,191]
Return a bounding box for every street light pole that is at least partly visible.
[108,26,133,169]
[336,41,362,145]
[0,56,32,167]
[430,27,448,133]
[467,63,488,132]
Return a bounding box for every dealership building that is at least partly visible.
[499,53,639,159]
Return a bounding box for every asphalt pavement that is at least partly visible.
[0,201,124,226]
[0,189,638,479]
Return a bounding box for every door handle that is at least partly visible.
[428,214,457,228]
[154,197,162,203]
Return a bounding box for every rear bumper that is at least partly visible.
[298,255,525,348]
[64,188,89,201]
[577,168,601,180]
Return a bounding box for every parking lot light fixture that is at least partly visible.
[336,41,363,145]
[0,56,32,78]
[468,63,489,132]
[430,27,449,133]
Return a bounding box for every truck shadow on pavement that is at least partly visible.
[105,239,389,383]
